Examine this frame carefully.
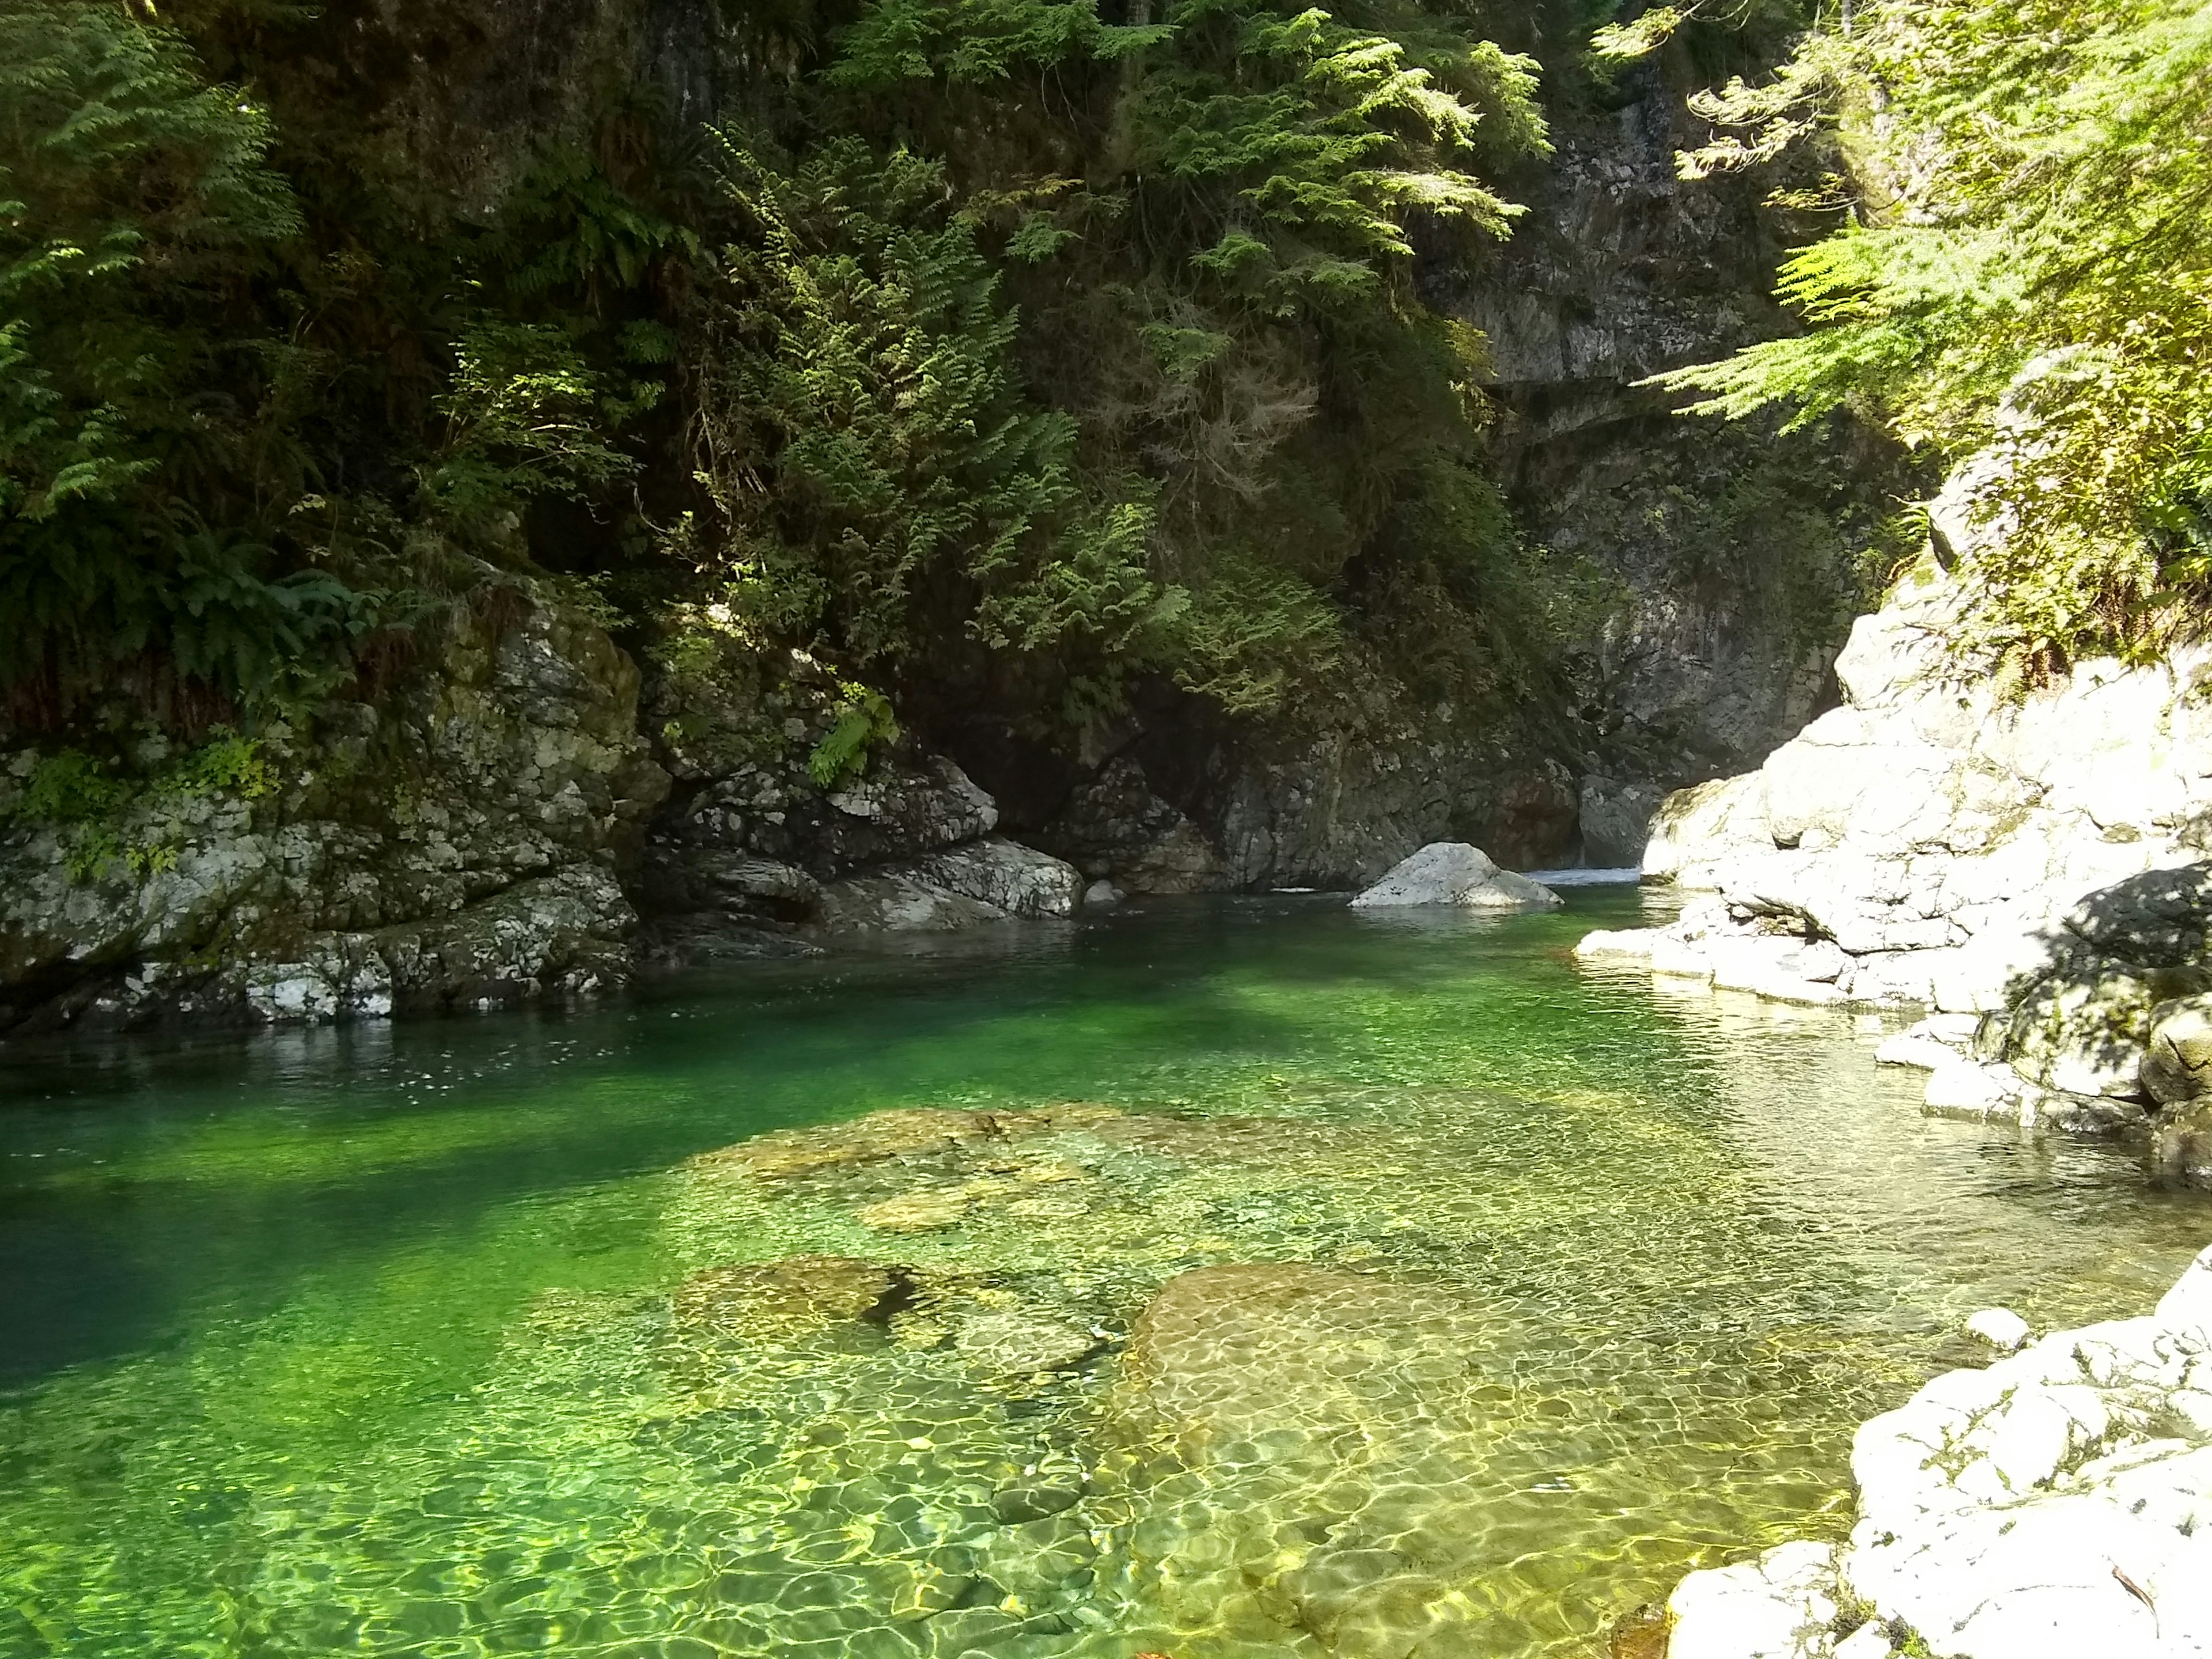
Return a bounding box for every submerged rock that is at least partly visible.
[688,1104,1122,1184]
[672,1256,904,1345]
[1349,842,1563,911]
[952,1310,1101,1375]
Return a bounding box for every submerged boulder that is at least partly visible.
[1348,842,1562,911]
[672,1255,904,1346]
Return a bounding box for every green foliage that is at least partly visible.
[692,135,1170,683]
[808,684,900,786]
[5,730,275,881]
[0,0,362,707]
[1642,0,2212,668]
[0,0,1655,759]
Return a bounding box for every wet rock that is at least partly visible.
[1082,879,1124,908]
[1349,842,1562,911]
[1607,1600,1672,1659]
[671,1256,903,1344]
[1575,927,1661,961]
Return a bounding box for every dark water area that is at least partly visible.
[3,891,2207,1658]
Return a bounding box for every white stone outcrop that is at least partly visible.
[1577,467,2212,1140]
[1661,1243,2212,1659]
[1624,547,2212,1013]
[1349,842,1563,910]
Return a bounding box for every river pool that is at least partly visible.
[3,889,2208,1659]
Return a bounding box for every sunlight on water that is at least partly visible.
[3,892,2208,1658]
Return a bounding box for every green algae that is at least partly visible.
[2,893,2209,1658]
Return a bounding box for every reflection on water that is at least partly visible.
[2,892,2207,1658]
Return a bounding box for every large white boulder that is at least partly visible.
[1349,842,1562,910]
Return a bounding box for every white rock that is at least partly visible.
[1573,927,1660,960]
[1876,1031,1957,1071]
[1082,878,1124,908]
[1964,1308,2031,1352]
[1651,935,1717,979]
[1831,1624,1893,1659]
[2154,1243,2212,1340]
[1349,842,1563,910]
[1667,1541,1839,1659]
[1922,1056,2024,1120]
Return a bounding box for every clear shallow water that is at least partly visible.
[2,891,2209,1659]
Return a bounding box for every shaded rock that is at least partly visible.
[1082,879,1123,908]
[816,756,999,870]
[1031,756,1226,894]
[1349,842,1562,911]
[815,838,1084,934]
[1580,775,1671,867]
[2142,993,2212,1104]
[671,1256,903,1345]
[0,589,668,1033]
[1998,968,2166,1098]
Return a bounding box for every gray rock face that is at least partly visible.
[814,838,1084,935]
[0,590,670,1033]
[1349,842,1563,910]
[1029,756,1225,895]
[1659,1244,2212,1659]
[1199,733,1580,891]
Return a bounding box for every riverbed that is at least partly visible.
[3,889,2207,1658]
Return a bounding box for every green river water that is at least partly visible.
[3,889,2209,1659]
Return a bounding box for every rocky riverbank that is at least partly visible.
[1652,1244,2212,1659]
[1570,464,2212,1179]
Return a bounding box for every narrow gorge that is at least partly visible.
[2,3,2208,1659]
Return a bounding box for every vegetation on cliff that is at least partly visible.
[1624,0,2212,673]
[1,0,1673,758]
